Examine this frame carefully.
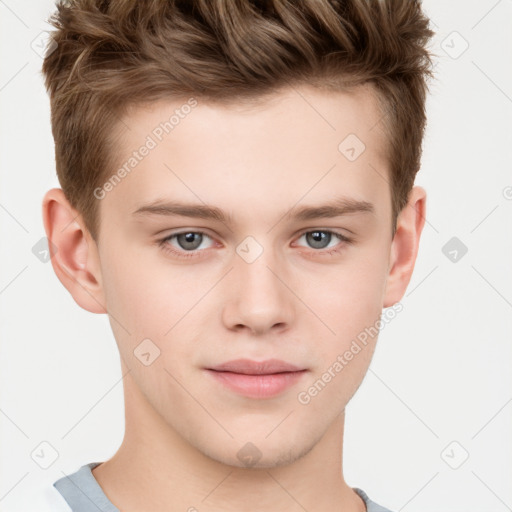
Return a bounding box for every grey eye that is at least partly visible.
[304,231,333,249]
[176,232,204,250]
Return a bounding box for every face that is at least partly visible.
[92,84,395,467]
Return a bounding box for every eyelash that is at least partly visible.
[157,229,353,260]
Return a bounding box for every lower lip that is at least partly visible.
[205,369,307,399]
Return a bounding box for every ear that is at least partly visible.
[383,186,427,308]
[42,188,107,314]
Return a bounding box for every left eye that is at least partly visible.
[296,230,349,250]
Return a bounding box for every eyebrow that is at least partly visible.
[132,196,375,223]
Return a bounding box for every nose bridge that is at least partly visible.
[236,234,284,298]
[223,234,294,333]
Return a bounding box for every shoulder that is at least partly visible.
[353,487,395,512]
[6,483,72,512]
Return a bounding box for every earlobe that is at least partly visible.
[383,186,427,308]
[42,188,107,314]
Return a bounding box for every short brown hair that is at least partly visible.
[42,0,435,241]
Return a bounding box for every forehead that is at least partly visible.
[101,83,390,225]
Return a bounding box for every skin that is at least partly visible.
[42,83,426,512]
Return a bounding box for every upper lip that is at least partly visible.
[207,358,304,375]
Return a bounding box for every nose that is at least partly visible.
[221,244,295,336]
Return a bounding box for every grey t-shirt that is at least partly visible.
[53,462,394,512]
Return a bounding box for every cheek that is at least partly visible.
[296,341,375,419]
[100,248,212,376]
[311,253,388,347]
[296,260,387,411]
[102,245,200,331]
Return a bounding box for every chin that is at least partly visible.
[196,435,317,470]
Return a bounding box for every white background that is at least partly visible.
[1,1,511,510]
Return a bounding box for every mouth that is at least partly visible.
[205,359,308,399]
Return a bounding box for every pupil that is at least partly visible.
[308,231,330,249]
[179,232,201,250]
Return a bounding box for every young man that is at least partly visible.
[26,0,435,510]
